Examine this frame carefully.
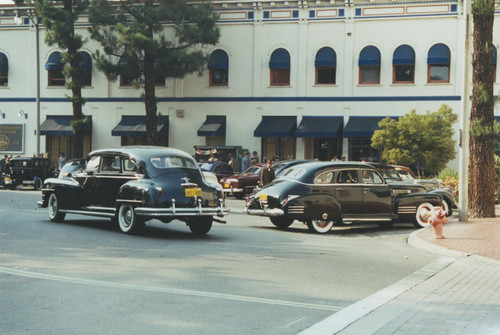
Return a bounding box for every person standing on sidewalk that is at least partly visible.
[241,152,250,172]
[260,160,275,186]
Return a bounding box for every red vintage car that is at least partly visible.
[220,163,267,199]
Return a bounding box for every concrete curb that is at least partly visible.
[407,227,470,258]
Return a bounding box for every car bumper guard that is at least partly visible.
[134,199,230,218]
[242,206,284,217]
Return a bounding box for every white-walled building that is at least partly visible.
[0,0,494,170]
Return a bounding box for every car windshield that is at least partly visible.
[60,160,83,175]
[277,168,306,180]
[379,168,402,181]
[244,166,261,174]
[397,170,415,180]
[11,160,31,167]
[150,155,198,169]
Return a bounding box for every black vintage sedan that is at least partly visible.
[243,161,443,233]
[38,146,229,235]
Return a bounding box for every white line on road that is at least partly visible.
[0,266,342,312]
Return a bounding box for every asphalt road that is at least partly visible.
[0,189,439,334]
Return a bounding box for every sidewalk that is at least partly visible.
[300,210,500,335]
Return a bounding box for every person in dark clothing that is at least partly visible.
[0,154,7,173]
[260,160,275,186]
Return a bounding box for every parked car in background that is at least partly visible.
[3,157,53,190]
[369,163,456,216]
[244,161,443,233]
[393,165,441,190]
[38,146,229,235]
[199,161,234,181]
[220,163,267,199]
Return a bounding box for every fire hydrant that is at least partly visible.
[427,206,447,239]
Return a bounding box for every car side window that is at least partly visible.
[337,170,359,184]
[362,170,384,184]
[123,159,138,173]
[314,171,334,184]
[101,155,121,172]
[86,156,100,173]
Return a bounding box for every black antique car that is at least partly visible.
[38,146,229,235]
[3,157,53,190]
[243,161,443,233]
[199,161,234,181]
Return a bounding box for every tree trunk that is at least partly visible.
[469,0,496,217]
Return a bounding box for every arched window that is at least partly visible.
[45,52,65,87]
[0,53,8,86]
[78,51,92,87]
[269,48,290,86]
[427,43,451,83]
[359,46,381,84]
[393,45,415,84]
[208,49,229,86]
[315,47,336,85]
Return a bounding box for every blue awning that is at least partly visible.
[208,50,229,70]
[393,45,415,65]
[197,116,226,136]
[79,51,92,71]
[343,117,390,137]
[359,46,381,66]
[45,52,63,71]
[295,116,343,138]
[315,47,336,67]
[0,53,7,71]
[427,44,451,64]
[40,115,92,136]
[269,48,290,69]
[111,116,169,137]
[254,116,296,137]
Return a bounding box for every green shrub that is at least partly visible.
[495,155,500,204]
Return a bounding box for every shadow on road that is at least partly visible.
[39,217,228,242]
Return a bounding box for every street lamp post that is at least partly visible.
[459,0,471,222]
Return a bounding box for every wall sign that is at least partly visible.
[0,124,25,153]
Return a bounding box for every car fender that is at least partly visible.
[288,192,341,221]
[43,177,82,189]
[117,179,156,206]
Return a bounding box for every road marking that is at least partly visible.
[0,266,341,312]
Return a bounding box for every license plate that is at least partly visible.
[224,183,229,188]
[259,193,268,201]
[185,188,202,197]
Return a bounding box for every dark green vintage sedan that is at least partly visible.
[38,146,229,235]
[243,161,442,233]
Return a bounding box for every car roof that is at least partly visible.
[88,146,193,163]
[291,161,380,170]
